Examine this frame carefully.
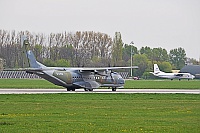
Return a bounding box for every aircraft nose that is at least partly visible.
[119,78,125,84]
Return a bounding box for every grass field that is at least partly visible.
[0,79,199,89]
[125,80,200,89]
[0,94,199,132]
[0,79,62,89]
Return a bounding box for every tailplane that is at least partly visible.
[21,36,46,68]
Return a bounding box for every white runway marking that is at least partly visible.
[0,89,199,94]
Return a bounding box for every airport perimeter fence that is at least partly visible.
[0,71,41,79]
[0,71,129,79]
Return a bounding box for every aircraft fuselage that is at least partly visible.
[31,69,124,91]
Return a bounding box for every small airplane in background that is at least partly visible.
[150,64,195,80]
[16,36,138,91]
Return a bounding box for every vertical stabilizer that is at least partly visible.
[154,64,161,73]
[21,36,46,68]
[21,36,30,68]
[26,50,41,68]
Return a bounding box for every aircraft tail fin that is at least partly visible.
[21,36,46,68]
[154,64,161,73]
[21,36,30,68]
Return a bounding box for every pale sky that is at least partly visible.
[0,0,200,60]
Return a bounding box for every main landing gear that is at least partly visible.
[84,88,93,91]
[67,88,117,92]
[108,87,117,91]
[67,88,76,91]
[112,87,117,91]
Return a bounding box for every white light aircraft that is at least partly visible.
[150,64,195,80]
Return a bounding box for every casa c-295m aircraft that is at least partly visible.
[20,37,138,91]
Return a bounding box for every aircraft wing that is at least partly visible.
[174,73,184,77]
[78,66,138,72]
[4,66,138,72]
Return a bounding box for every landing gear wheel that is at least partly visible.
[88,89,93,91]
[67,88,76,91]
[112,88,116,91]
[84,88,93,91]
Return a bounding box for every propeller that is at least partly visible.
[94,69,115,82]
[110,70,114,82]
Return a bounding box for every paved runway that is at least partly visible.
[0,89,199,94]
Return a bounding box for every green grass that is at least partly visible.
[0,94,199,132]
[0,79,200,89]
[125,80,200,89]
[0,79,62,89]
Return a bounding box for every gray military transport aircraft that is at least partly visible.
[19,37,138,91]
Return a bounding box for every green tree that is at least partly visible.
[186,58,200,65]
[0,58,3,70]
[112,32,123,66]
[140,47,169,62]
[122,44,138,62]
[43,59,56,67]
[140,46,152,58]
[55,59,70,67]
[152,48,169,62]
[159,62,172,72]
[133,54,148,77]
[33,44,43,62]
[169,47,186,69]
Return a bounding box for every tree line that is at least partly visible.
[0,30,199,78]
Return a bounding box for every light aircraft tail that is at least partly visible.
[154,64,161,73]
[21,36,46,68]
[151,64,164,75]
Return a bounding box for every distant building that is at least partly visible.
[180,65,200,79]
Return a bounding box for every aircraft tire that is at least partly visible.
[67,88,75,91]
[88,89,93,91]
[112,88,116,91]
[84,88,93,91]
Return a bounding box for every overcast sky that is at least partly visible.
[0,0,200,60]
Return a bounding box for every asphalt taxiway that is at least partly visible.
[0,89,199,94]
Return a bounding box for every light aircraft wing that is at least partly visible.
[174,74,184,77]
